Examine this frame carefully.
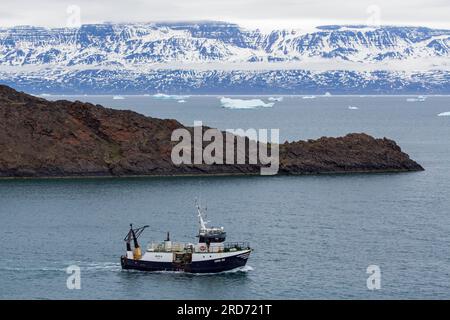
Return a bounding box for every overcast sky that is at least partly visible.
[0,0,449,29]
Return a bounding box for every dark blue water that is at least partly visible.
[1,95,449,299]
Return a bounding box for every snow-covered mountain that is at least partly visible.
[0,22,449,94]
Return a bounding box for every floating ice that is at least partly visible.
[113,95,125,100]
[268,96,283,102]
[177,99,186,103]
[220,97,274,109]
[302,95,316,99]
[348,106,359,110]
[153,93,190,100]
[437,111,450,117]
[407,96,426,102]
[324,92,332,97]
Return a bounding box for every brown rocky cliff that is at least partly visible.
[0,85,423,177]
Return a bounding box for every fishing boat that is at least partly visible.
[120,203,252,273]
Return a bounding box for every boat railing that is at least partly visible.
[223,242,251,252]
[146,241,250,253]
[147,242,192,253]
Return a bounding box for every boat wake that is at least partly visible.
[2,261,253,275]
[188,265,254,276]
[189,265,254,276]
[0,266,65,272]
[122,265,254,276]
[223,265,254,274]
[80,262,122,272]
[0,262,122,273]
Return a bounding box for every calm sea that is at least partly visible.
[1,95,449,299]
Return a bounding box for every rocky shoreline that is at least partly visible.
[0,85,423,178]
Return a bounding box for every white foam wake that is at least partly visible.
[220,97,274,109]
[225,265,254,273]
[0,261,122,272]
[81,262,122,271]
[191,265,254,276]
[123,265,254,276]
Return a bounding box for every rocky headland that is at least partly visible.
[0,85,423,178]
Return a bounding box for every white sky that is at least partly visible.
[0,0,449,30]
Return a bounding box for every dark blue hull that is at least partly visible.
[121,250,251,273]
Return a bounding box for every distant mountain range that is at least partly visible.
[0,22,449,94]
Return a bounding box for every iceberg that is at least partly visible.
[113,95,125,100]
[302,95,316,99]
[220,97,274,109]
[324,92,332,97]
[407,96,426,102]
[348,106,359,110]
[153,93,190,100]
[177,99,186,103]
[268,96,283,102]
[417,95,426,101]
[437,111,450,117]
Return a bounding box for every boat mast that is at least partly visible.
[124,224,149,250]
[196,202,207,230]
